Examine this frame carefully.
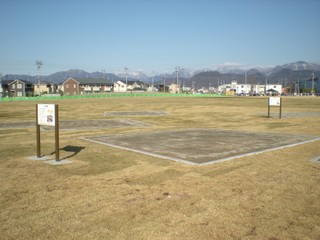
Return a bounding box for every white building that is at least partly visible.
[218,81,238,94]
[235,84,251,95]
[169,83,181,93]
[182,86,191,92]
[146,86,157,92]
[113,81,127,92]
[218,81,282,95]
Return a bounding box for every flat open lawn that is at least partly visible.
[1,95,320,239]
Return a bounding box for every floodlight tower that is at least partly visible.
[35,60,43,96]
[175,66,180,85]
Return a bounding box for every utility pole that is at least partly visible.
[175,66,180,93]
[245,71,247,85]
[0,72,3,98]
[124,67,128,92]
[294,80,300,96]
[264,77,268,95]
[163,77,165,93]
[311,72,315,95]
[152,71,154,92]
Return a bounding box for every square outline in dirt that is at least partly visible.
[80,128,320,165]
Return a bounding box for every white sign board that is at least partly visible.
[269,97,281,106]
[37,104,56,126]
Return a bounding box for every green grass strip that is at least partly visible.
[0,92,226,102]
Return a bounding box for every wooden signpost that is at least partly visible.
[36,104,60,161]
[268,97,282,119]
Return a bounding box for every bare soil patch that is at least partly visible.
[83,128,319,165]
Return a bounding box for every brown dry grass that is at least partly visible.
[1,96,320,240]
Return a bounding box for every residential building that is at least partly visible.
[113,81,127,92]
[62,78,113,95]
[218,81,282,95]
[146,85,157,92]
[126,80,148,91]
[182,86,191,93]
[169,83,181,93]
[218,81,237,94]
[2,79,34,97]
[235,84,251,95]
[34,82,58,96]
[157,84,169,93]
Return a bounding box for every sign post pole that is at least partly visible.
[279,98,282,119]
[55,104,59,161]
[36,105,41,157]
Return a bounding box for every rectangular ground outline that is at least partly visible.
[81,128,320,165]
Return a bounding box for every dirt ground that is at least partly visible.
[83,128,319,165]
[0,96,320,240]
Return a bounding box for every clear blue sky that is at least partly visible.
[1,0,320,75]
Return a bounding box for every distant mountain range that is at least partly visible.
[1,61,319,88]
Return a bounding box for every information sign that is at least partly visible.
[269,97,281,106]
[37,104,56,126]
[268,97,282,119]
[36,104,59,161]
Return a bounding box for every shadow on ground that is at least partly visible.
[50,145,85,160]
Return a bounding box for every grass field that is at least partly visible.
[1,95,320,239]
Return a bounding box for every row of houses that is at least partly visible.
[0,77,283,97]
[0,78,151,97]
[61,78,160,95]
[0,77,185,97]
[218,81,283,96]
[0,79,60,98]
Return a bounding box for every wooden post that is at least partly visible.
[55,104,60,161]
[279,98,282,119]
[36,104,41,157]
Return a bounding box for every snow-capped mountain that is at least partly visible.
[281,61,320,71]
[2,61,319,85]
[208,61,320,76]
[116,71,149,81]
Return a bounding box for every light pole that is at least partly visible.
[35,60,43,96]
